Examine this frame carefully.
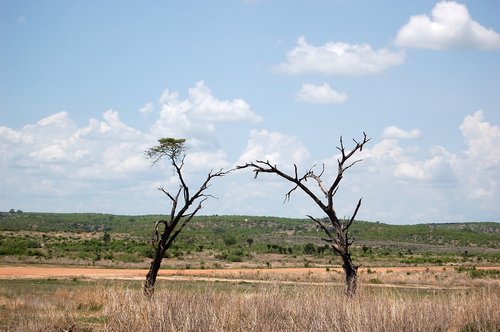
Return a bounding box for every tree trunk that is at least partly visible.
[143,245,165,296]
[341,253,358,297]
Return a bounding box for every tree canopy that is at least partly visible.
[145,138,187,164]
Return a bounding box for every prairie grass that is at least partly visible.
[102,284,499,332]
[166,266,499,289]
[1,276,498,332]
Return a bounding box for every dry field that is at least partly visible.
[0,265,498,331]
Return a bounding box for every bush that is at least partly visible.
[227,249,245,262]
[223,235,237,247]
[0,238,41,256]
[455,266,500,279]
[369,278,383,284]
[303,243,316,255]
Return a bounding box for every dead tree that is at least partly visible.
[237,133,370,296]
[143,138,228,296]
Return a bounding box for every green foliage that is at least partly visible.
[227,249,245,262]
[369,278,383,284]
[455,266,500,279]
[0,212,498,266]
[303,243,316,255]
[223,234,237,247]
[145,137,186,163]
[0,237,41,256]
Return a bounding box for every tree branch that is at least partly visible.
[307,215,332,239]
[165,197,207,249]
[344,198,362,231]
[236,133,370,297]
[238,160,328,212]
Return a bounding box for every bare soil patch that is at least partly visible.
[1,264,498,283]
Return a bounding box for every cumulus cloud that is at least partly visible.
[2,110,152,180]
[362,138,407,162]
[458,110,500,201]
[395,1,500,50]
[295,83,347,104]
[394,153,456,184]
[185,150,230,172]
[2,94,498,222]
[276,37,405,76]
[363,133,455,186]
[152,81,261,149]
[351,111,500,222]
[0,110,162,212]
[0,82,262,214]
[459,110,500,164]
[382,126,421,140]
[238,129,310,167]
[139,102,154,115]
[188,81,261,122]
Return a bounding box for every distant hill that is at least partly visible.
[1,212,498,267]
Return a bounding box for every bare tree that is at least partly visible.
[143,138,229,296]
[237,133,370,296]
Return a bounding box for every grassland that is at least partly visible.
[0,212,499,269]
[0,269,498,331]
[0,212,498,331]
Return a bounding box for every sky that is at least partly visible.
[1,0,499,224]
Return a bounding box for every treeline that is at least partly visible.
[1,212,498,247]
[0,212,498,266]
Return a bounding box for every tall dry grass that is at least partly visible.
[1,279,499,331]
[103,284,499,332]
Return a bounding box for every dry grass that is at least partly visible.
[166,266,499,289]
[0,268,499,331]
[102,285,499,332]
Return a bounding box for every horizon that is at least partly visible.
[2,210,498,226]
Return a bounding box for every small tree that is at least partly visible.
[143,138,229,296]
[223,234,237,247]
[238,133,370,296]
[246,238,254,247]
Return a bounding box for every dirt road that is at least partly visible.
[0,265,498,280]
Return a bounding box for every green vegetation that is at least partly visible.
[455,266,500,279]
[0,212,498,267]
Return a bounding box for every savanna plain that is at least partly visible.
[0,212,499,331]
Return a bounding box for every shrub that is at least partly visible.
[303,243,316,255]
[223,235,237,247]
[369,278,383,284]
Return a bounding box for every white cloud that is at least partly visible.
[185,150,231,172]
[350,111,500,222]
[0,83,258,214]
[139,102,154,115]
[0,111,153,182]
[295,83,347,104]
[394,162,425,181]
[2,101,498,223]
[458,110,500,202]
[360,138,407,162]
[276,37,405,76]
[394,153,456,184]
[238,129,310,167]
[0,110,174,213]
[459,110,500,164]
[365,132,456,186]
[395,1,500,50]
[188,81,261,122]
[152,81,261,149]
[382,126,421,139]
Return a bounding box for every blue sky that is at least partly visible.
[1,0,499,224]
